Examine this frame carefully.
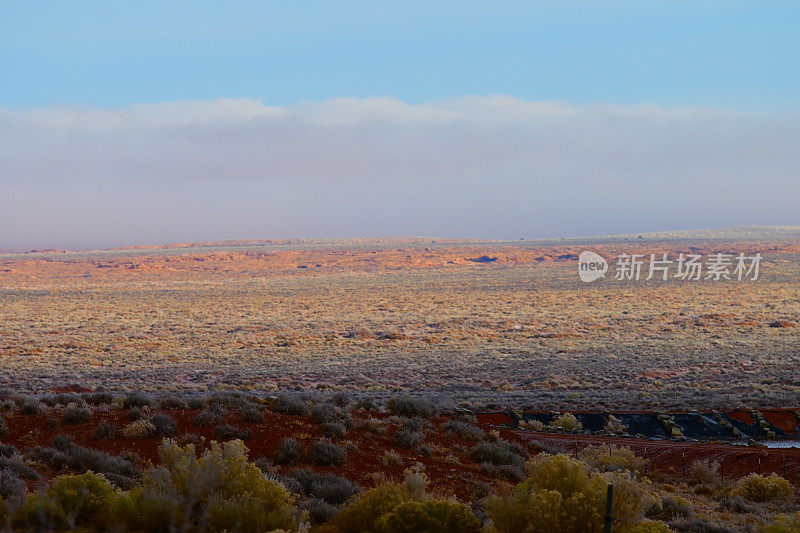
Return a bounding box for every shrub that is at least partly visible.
[480,462,526,482]
[310,439,347,466]
[325,468,474,533]
[31,437,138,479]
[321,421,347,438]
[579,445,648,474]
[326,483,408,533]
[149,413,177,436]
[400,464,428,500]
[214,424,251,441]
[356,397,379,412]
[395,428,424,449]
[734,473,795,502]
[21,398,43,415]
[92,421,120,440]
[548,412,583,433]
[289,469,360,504]
[442,420,484,441]
[469,440,527,467]
[240,406,264,423]
[122,419,157,438]
[487,454,650,533]
[47,472,116,527]
[361,417,386,435]
[194,409,222,427]
[0,456,40,480]
[274,396,309,416]
[12,493,69,531]
[375,500,481,533]
[382,450,404,467]
[0,444,17,458]
[83,392,116,406]
[519,419,546,431]
[305,497,339,524]
[52,394,86,407]
[763,512,800,533]
[187,397,206,410]
[208,392,249,411]
[645,495,693,521]
[604,415,628,435]
[0,416,7,437]
[688,459,720,486]
[387,396,437,419]
[61,403,93,425]
[275,438,304,465]
[717,494,756,514]
[0,467,28,509]
[332,391,350,408]
[123,392,151,409]
[111,439,299,532]
[155,396,188,410]
[313,404,354,428]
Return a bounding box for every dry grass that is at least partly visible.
[0,240,799,410]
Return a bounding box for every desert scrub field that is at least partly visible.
[0,240,799,410]
[0,392,798,531]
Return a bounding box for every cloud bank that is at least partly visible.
[1,96,798,249]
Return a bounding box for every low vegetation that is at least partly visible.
[0,391,796,531]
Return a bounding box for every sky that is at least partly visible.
[1,1,799,249]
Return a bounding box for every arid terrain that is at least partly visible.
[2,231,800,531]
[1,235,799,411]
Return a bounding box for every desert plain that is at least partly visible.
[1,233,798,411]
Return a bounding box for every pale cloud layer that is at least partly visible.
[1,96,798,249]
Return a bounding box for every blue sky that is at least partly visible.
[2,1,799,111]
[1,2,799,248]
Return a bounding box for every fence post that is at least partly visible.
[604,484,614,533]
[720,457,724,480]
[643,447,647,475]
[682,453,686,479]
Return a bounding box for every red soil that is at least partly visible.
[0,408,500,500]
[4,405,800,499]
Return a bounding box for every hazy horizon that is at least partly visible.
[2,2,798,249]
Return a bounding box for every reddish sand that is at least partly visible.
[2,240,797,286]
[3,407,800,497]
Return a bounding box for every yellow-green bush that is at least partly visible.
[579,445,648,474]
[734,473,795,503]
[49,472,116,526]
[762,511,800,533]
[112,438,299,532]
[324,483,409,533]
[12,493,69,531]
[323,466,476,533]
[13,472,116,530]
[548,413,582,433]
[487,454,651,533]
[375,500,481,533]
